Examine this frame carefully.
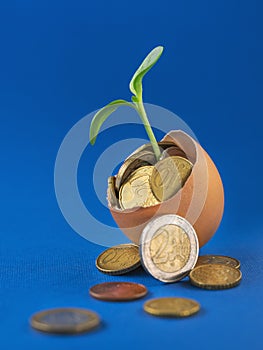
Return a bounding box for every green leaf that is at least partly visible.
[129,46,164,99]
[89,99,134,145]
[131,95,139,103]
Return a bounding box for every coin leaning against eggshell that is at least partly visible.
[140,214,199,283]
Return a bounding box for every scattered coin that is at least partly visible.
[30,308,100,334]
[150,156,193,201]
[107,176,120,208]
[119,166,159,209]
[144,297,200,317]
[196,255,240,269]
[89,282,148,301]
[96,244,141,275]
[140,214,199,282]
[189,264,242,290]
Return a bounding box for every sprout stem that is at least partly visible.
[136,101,161,161]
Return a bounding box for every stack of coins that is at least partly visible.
[107,142,193,210]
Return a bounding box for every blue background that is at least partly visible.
[1,0,262,349]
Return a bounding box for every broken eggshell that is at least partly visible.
[108,130,224,248]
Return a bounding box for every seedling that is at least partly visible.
[89,46,164,161]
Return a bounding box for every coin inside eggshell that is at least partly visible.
[119,166,159,209]
[108,130,224,248]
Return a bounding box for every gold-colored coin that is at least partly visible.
[119,166,159,209]
[107,176,120,208]
[30,308,100,334]
[196,255,240,269]
[144,297,200,317]
[115,142,175,194]
[96,244,141,275]
[189,264,242,290]
[150,224,191,273]
[115,142,186,193]
[150,156,193,201]
[115,150,156,193]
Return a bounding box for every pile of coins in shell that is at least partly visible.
[107,142,193,209]
[30,213,242,335]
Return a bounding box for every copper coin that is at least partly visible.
[89,282,148,301]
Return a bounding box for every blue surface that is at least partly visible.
[1,0,263,349]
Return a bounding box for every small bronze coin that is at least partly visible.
[30,308,100,334]
[189,264,242,290]
[144,297,200,317]
[96,244,141,275]
[196,255,240,269]
[89,282,148,301]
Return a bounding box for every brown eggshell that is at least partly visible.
[109,130,224,248]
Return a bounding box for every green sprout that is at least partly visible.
[89,46,164,161]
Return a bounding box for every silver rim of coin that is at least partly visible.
[30,308,100,334]
[140,214,199,283]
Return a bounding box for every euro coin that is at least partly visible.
[189,264,242,290]
[150,156,193,202]
[115,150,156,193]
[30,308,100,334]
[119,166,159,209]
[96,243,141,275]
[140,214,199,283]
[196,255,240,269]
[107,176,120,208]
[89,282,148,301]
[144,297,200,317]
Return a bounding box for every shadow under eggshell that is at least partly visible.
[109,130,224,248]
